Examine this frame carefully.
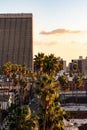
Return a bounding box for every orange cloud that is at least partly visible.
[46,41,58,46]
[40,28,82,35]
[34,40,58,46]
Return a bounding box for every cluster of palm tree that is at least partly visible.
[33,53,84,129]
[34,53,68,130]
[58,60,83,105]
[2,62,36,105]
[34,53,63,76]
[1,62,38,129]
[58,73,83,104]
[71,62,83,104]
[1,53,72,130]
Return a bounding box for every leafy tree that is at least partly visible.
[35,74,66,130]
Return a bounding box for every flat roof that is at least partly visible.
[0,13,32,18]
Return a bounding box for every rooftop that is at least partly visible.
[0,13,32,18]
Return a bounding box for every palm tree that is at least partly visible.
[2,62,34,106]
[34,53,62,77]
[35,74,66,130]
[43,54,60,76]
[9,106,39,130]
[19,78,28,105]
[34,53,45,75]
[2,62,13,101]
[73,75,83,104]
[28,70,37,100]
[2,62,12,76]
[58,74,70,104]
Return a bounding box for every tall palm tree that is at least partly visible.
[34,53,45,75]
[43,54,60,76]
[35,74,66,130]
[2,62,13,99]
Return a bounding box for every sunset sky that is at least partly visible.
[1,0,87,64]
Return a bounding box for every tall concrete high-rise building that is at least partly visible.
[0,13,33,70]
[69,56,87,76]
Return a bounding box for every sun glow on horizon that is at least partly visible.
[34,28,87,64]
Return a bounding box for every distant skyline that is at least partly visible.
[1,0,87,64]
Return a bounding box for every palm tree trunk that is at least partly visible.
[43,119,46,130]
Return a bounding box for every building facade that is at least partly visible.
[0,13,33,70]
[69,56,87,76]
